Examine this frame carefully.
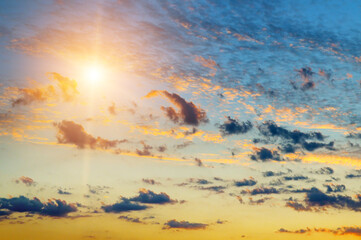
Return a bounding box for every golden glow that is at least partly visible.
[84,64,104,84]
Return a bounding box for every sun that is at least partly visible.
[84,64,104,83]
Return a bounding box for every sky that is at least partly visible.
[0,0,361,239]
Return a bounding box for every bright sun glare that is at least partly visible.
[84,65,104,83]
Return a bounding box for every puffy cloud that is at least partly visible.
[163,219,208,230]
[101,198,148,213]
[250,147,282,162]
[129,189,175,204]
[258,121,324,144]
[11,73,78,107]
[234,177,257,187]
[15,176,35,186]
[54,120,124,149]
[145,90,208,126]
[0,196,77,217]
[219,117,253,136]
[286,188,361,212]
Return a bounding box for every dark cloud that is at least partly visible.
[257,121,333,152]
[175,141,193,149]
[58,189,72,195]
[324,184,346,193]
[54,120,125,150]
[101,198,148,213]
[197,185,226,194]
[258,121,324,144]
[136,141,153,156]
[263,171,287,177]
[163,219,208,230]
[129,189,175,204]
[283,175,308,181]
[302,141,335,152]
[286,188,361,212]
[15,176,35,186]
[142,179,160,185]
[234,178,257,187]
[315,167,334,175]
[345,174,361,179]
[146,90,208,126]
[241,187,280,195]
[0,196,77,217]
[278,226,361,237]
[219,117,253,136]
[248,197,272,205]
[296,67,315,91]
[250,147,282,162]
[118,215,143,223]
[194,158,204,167]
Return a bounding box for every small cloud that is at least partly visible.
[163,219,208,230]
[15,176,35,187]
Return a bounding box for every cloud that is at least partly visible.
[15,176,35,186]
[101,198,148,213]
[129,189,175,204]
[315,167,334,175]
[0,196,77,217]
[12,86,56,107]
[283,175,308,181]
[54,120,124,149]
[296,67,315,91]
[194,158,204,167]
[234,177,257,187]
[118,215,143,223]
[257,121,333,152]
[142,179,160,185]
[219,117,253,136]
[49,72,78,101]
[136,141,153,156]
[145,90,208,126]
[250,147,282,162]
[278,226,361,237]
[108,102,116,115]
[163,219,208,230]
[11,73,78,107]
[258,121,324,144]
[324,184,345,193]
[263,171,287,177]
[241,187,280,195]
[286,187,361,212]
[58,189,72,195]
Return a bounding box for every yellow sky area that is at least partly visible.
[1,201,361,240]
[300,153,361,167]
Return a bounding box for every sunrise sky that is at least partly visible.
[0,0,361,239]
